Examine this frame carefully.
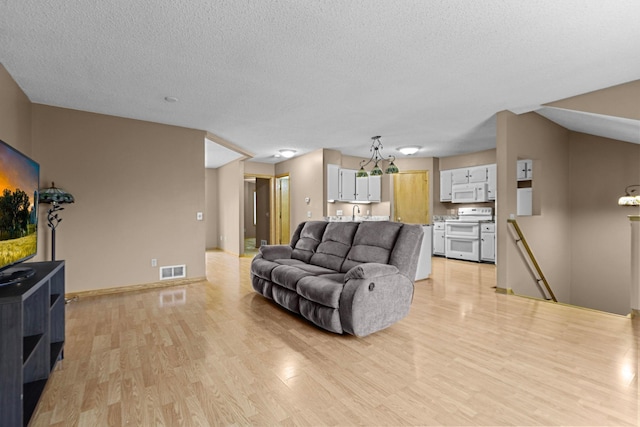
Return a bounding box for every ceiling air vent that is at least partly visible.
[160,264,186,280]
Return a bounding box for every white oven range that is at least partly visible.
[445,207,493,262]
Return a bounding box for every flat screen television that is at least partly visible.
[0,139,39,286]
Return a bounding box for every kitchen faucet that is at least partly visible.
[352,204,360,221]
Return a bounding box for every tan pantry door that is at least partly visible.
[275,175,290,244]
[393,171,429,224]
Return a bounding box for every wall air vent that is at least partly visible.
[159,265,186,280]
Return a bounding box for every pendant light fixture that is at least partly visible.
[356,136,399,178]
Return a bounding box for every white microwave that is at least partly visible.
[451,182,489,203]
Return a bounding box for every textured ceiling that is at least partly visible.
[2,1,640,168]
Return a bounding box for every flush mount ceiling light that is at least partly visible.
[356,136,399,178]
[397,146,421,156]
[618,184,640,206]
[279,149,296,158]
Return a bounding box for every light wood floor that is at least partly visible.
[32,253,639,426]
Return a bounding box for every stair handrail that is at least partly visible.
[507,219,557,302]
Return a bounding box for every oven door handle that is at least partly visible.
[445,235,478,240]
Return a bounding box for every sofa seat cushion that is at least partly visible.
[251,258,281,281]
[273,258,307,267]
[309,222,359,271]
[297,273,345,308]
[294,264,337,275]
[271,265,316,291]
[341,221,403,273]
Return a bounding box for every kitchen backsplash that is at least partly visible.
[432,215,458,221]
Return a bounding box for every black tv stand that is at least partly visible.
[0,266,36,286]
[0,261,65,426]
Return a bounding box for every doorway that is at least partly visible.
[393,171,429,224]
[243,175,273,256]
[275,175,290,244]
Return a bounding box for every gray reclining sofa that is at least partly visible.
[250,220,423,337]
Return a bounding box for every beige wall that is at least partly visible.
[0,64,32,154]
[212,153,323,254]
[275,149,325,235]
[30,104,207,293]
[497,110,572,302]
[245,161,275,176]
[438,148,496,170]
[547,79,640,120]
[569,133,640,314]
[497,93,640,315]
[205,168,218,249]
[216,159,243,254]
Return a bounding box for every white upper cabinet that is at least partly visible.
[368,175,381,202]
[487,164,497,200]
[355,176,369,202]
[327,164,340,201]
[328,164,382,203]
[468,165,488,183]
[440,163,496,203]
[451,168,470,185]
[356,175,382,202]
[339,168,357,201]
[440,170,452,201]
[517,159,533,181]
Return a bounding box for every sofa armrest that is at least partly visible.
[340,266,413,337]
[259,244,293,261]
[344,263,399,281]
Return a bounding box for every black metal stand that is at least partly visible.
[46,204,64,261]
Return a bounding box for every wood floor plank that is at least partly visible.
[29,252,639,426]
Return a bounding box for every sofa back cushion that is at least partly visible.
[309,222,359,271]
[291,221,328,263]
[341,221,403,273]
[389,223,424,279]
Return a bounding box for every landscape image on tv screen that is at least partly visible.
[0,140,39,270]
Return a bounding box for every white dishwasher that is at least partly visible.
[415,225,432,280]
[432,221,445,256]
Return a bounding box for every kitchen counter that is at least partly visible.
[324,215,390,222]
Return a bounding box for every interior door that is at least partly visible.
[393,171,429,224]
[255,177,271,247]
[275,175,290,244]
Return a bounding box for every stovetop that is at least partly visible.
[445,207,493,223]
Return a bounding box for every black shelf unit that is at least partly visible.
[0,261,65,427]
